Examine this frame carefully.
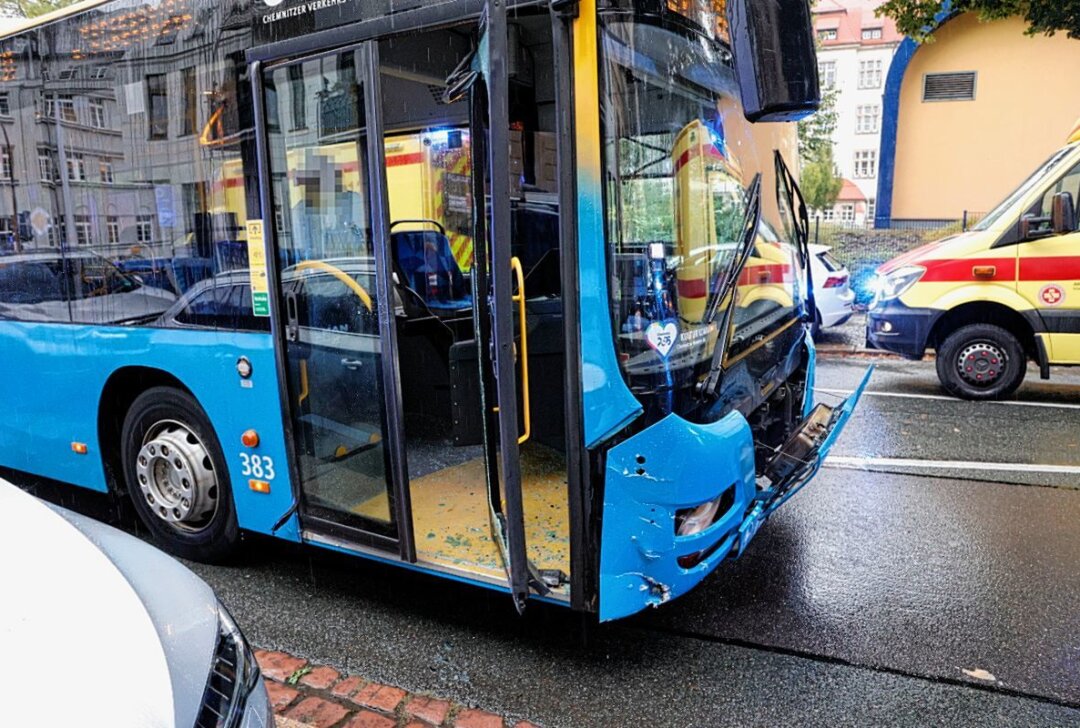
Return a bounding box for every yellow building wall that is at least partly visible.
[892,13,1080,221]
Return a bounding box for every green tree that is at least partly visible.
[878,0,1080,42]
[798,86,839,162]
[1,0,73,19]
[800,145,844,215]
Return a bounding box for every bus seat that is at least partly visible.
[390,227,471,311]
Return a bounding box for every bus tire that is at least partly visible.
[936,323,1026,401]
[121,386,239,562]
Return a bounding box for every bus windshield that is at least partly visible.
[600,8,761,411]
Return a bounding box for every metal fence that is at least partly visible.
[810,213,987,306]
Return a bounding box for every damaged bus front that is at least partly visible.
[584,0,871,620]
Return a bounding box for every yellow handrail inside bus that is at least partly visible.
[298,359,310,405]
[294,260,373,311]
[511,256,531,445]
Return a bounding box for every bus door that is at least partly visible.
[255,14,544,609]
[373,7,547,611]
[257,45,414,555]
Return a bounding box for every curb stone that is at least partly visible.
[256,649,538,728]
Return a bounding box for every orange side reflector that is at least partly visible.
[973,265,997,280]
[71,442,88,455]
[249,479,271,494]
[241,429,260,448]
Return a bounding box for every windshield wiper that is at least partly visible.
[698,173,763,400]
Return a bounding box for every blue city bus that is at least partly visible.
[0,0,869,620]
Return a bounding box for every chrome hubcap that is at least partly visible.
[957,342,1006,387]
[135,420,217,532]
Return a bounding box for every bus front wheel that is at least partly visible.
[121,386,240,562]
[936,323,1026,401]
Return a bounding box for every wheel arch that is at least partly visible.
[98,366,196,495]
[926,301,1038,359]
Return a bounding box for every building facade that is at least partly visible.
[878,12,1080,227]
[812,0,900,226]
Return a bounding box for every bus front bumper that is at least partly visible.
[597,367,871,622]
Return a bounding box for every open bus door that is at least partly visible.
[251,7,544,611]
[466,0,547,612]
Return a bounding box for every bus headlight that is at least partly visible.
[870,266,925,308]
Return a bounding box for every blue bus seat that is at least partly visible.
[390,228,471,311]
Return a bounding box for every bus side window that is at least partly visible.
[172,283,270,332]
[0,259,69,321]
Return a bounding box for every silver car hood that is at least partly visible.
[0,482,219,728]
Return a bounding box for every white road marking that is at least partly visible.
[825,456,1080,476]
[815,387,1080,410]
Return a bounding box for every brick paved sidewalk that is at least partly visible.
[256,649,538,728]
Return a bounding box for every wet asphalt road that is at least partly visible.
[12,356,1080,726]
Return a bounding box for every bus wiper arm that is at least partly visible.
[701,174,762,327]
[698,174,763,400]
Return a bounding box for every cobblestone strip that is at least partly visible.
[256,649,539,728]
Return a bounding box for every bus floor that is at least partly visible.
[351,442,571,597]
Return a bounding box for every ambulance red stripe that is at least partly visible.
[917,255,1080,282]
[919,257,1016,282]
[1019,256,1080,281]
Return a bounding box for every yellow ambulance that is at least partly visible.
[867,123,1080,399]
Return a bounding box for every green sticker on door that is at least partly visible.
[246,219,271,317]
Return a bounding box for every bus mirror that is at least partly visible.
[728,0,821,122]
[1052,191,1076,235]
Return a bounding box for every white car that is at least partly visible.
[810,244,856,335]
[0,481,271,727]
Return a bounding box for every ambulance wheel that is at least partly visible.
[121,386,239,562]
[936,324,1026,401]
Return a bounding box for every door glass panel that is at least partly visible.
[377,13,571,599]
[264,51,395,532]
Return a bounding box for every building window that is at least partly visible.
[858,59,883,89]
[88,98,106,129]
[840,204,855,224]
[57,95,76,123]
[106,215,120,245]
[136,214,154,243]
[818,61,836,89]
[38,149,54,181]
[862,27,883,40]
[74,214,93,246]
[923,72,977,102]
[181,66,197,136]
[89,66,109,80]
[856,104,880,134]
[821,209,835,222]
[818,28,837,41]
[0,146,12,179]
[867,198,876,223]
[66,153,86,181]
[99,160,114,183]
[147,74,168,140]
[0,92,9,116]
[854,150,877,178]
